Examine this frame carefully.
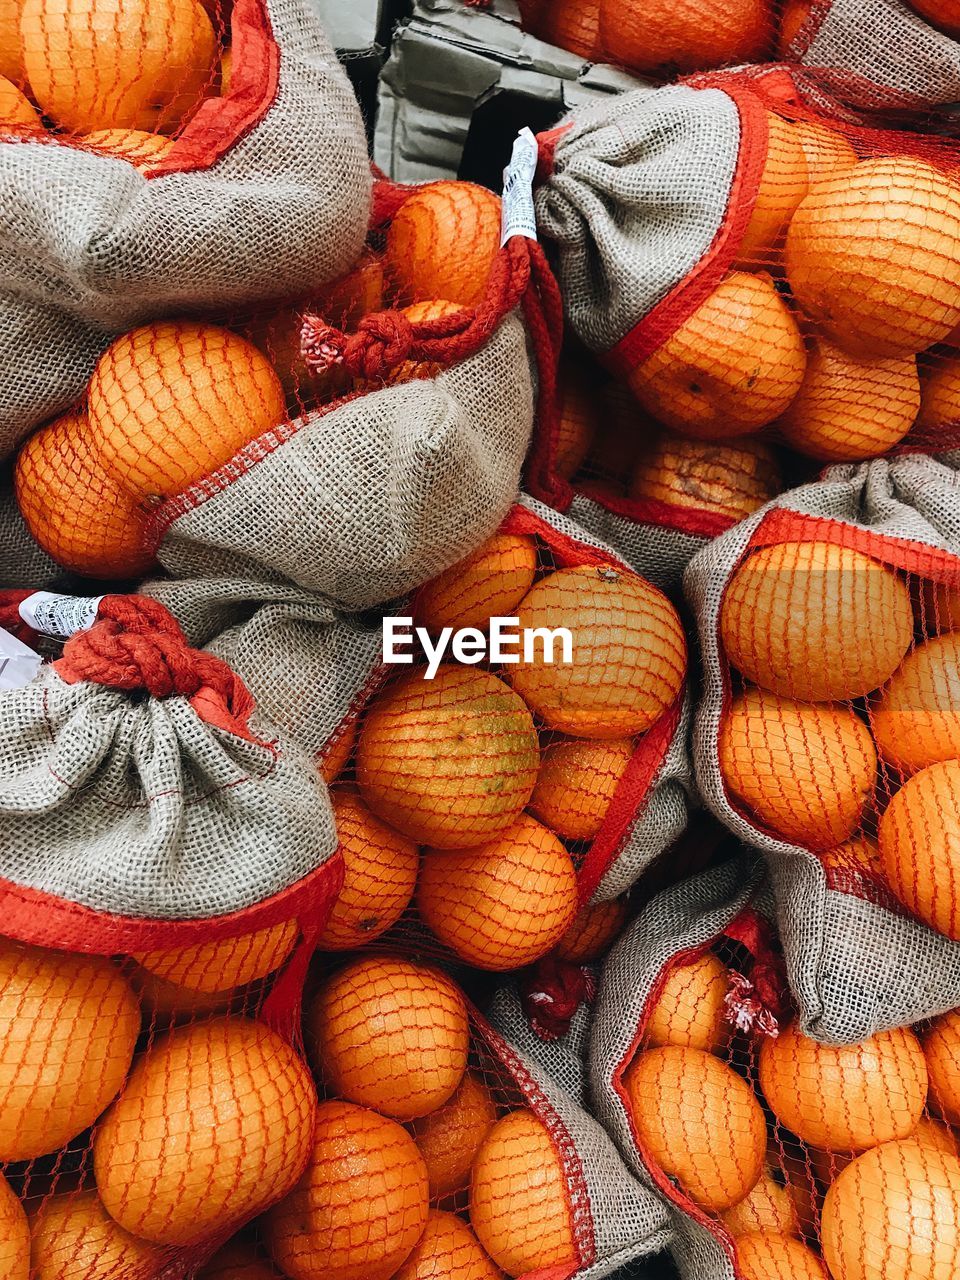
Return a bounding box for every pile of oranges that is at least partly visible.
[621,930,960,1279]
[319,519,685,972]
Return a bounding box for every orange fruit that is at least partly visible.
[93,1016,317,1245]
[644,951,730,1053]
[510,564,687,737]
[415,532,538,633]
[628,272,806,439]
[409,1070,498,1201]
[131,920,298,994]
[554,896,630,963]
[317,787,419,951]
[319,717,357,786]
[356,665,539,848]
[529,735,634,841]
[720,540,914,701]
[555,362,600,480]
[718,688,877,848]
[778,0,812,50]
[386,182,502,308]
[721,1173,801,1238]
[598,0,771,75]
[308,955,469,1122]
[778,338,920,462]
[871,633,960,773]
[29,1189,163,1280]
[630,434,782,523]
[819,836,884,879]
[418,813,578,970]
[219,44,231,94]
[822,1139,960,1280]
[912,1115,960,1157]
[878,760,960,940]
[89,321,285,500]
[910,0,960,35]
[533,0,600,58]
[793,121,859,186]
[15,407,156,578]
[917,353,960,440]
[735,1233,827,1280]
[266,1100,429,1280]
[759,1020,927,1152]
[737,113,808,266]
[624,1046,766,1212]
[20,0,216,132]
[395,1210,503,1280]
[470,1109,576,1277]
[0,0,24,84]
[923,1008,960,1123]
[199,1241,282,1279]
[922,578,960,634]
[81,128,174,167]
[0,72,36,123]
[0,942,139,1161]
[127,963,239,1020]
[0,1175,27,1280]
[785,157,960,358]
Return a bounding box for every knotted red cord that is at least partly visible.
[0,590,35,644]
[521,956,597,1042]
[722,908,792,1038]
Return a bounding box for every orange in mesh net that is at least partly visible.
[385,182,502,309]
[553,363,599,482]
[307,956,470,1122]
[793,120,858,185]
[355,665,540,849]
[80,128,174,168]
[529,735,635,841]
[719,540,915,702]
[877,760,960,941]
[871,633,960,773]
[0,1175,28,1280]
[597,0,772,76]
[735,1232,827,1279]
[408,1070,498,1201]
[394,1209,503,1280]
[0,941,140,1161]
[736,111,809,267]
[469,1109,576,1277]
[198,1240,283,1279]
[320,718,357,786]
[629,434,782,524]
[127,962,240,1019]
[415,532,537,633]
[417,812,579,972]
[778,0,811,51]
[923,1010,960,1124]
[131,919,299,993]
[644,950,732,1054]
[720,1171,801,1238]
[28,1189,163,1280]
[554,896,630,964]
[917,353,960,441]
[92,1015,317,1245]
[0,0,23,84]
[264,1098,430,1280]
[0,73,38,125]
[19,0,216,133]
[316,787,419,952]
[509,564,686,737]
[627,271,806,440]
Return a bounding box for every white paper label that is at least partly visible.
[0,627,42,691]
[500,127,539,247]
[18,591,104,640]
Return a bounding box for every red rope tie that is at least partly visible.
[722,908,792,1038]
[0,590,35,644]
[521,956,597,1042]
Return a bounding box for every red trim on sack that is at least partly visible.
[0,850,344,955]
[534,123,573,183]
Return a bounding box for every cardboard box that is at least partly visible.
[313,0,411,144]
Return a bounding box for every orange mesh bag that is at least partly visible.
[0,590,346,1274]
[0,0,372,458]
[594,856,960,1280]
[11,179,551,612]
[530,66,960,583]
[684,452,960,1045]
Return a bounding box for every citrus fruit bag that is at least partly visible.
[592,855,960,1280]
[685,451,960,1045]
[0,591,345,1274]
[0,0,373,460]
[779,0,960,113]
[529,65,960,582]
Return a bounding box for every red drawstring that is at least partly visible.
[722,908,792,1038]
[0,590,36,645]
[520,956,597,1042]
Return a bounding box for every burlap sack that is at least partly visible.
[0,0,372,458]
[0,465,65,590]
[685,454,960,1044]
[783,0,960,112]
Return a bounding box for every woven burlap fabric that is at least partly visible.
[0,465,66,590]
[684,455,960,1045]
[567,494,710,595]
[792,0,960,110]
[0,0,371,459]
[155,313,534,612]
[534,84,740,355]
[487,977,595,1108]
[486,989,674,1277]
[591,857,765,1280]
[0,665,335,918]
